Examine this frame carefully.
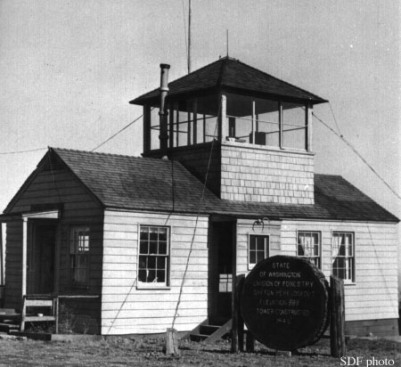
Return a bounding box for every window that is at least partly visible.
[297,231,321,268]
[70,227,90,287]
[138,226,169,287]
[249,235,269,269]
[332,232,355,283]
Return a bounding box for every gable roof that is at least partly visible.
[130,57,327,106]
[3,148,398,223]
[50,148,221,214]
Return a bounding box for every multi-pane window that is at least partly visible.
[70,227,90,287]
[138,226,169,286]
[297,231,321,268]
[332,232,355,283]
[249,235,269,269]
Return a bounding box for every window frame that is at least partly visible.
[69,226,90,289]
[248,234,269,270]
[297,230,321,269]
[137,224,171,290]
[332,231,355,284]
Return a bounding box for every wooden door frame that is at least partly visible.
[209,218,237,321]
[22,211,60,298]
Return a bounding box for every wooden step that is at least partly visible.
[0,311,20,323]
[23,316,55,323]
[189,319,232,343]
[0,322,19,333]
[189,334,209,342]
[199,325,220,335]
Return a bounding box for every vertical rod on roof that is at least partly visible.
[188,0,191,74]
[226,29,229,57]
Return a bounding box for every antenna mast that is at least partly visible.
[226,29,229,57]
[188,0,191,74]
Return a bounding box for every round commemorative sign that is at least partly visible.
[240,255,329,351]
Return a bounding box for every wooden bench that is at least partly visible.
[20,296,58,332]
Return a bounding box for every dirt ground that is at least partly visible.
[0,335,400,367]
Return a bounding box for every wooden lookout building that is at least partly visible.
[0,57,399,337]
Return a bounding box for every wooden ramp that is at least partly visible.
[188,318,232,343]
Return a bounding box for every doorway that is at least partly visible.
[209,221,234,322]
[27,221,57,295]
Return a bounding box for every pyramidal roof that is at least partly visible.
[130,57,327,106]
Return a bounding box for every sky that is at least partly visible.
[0,1,400,270]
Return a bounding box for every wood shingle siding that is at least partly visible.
[101,210,209,335]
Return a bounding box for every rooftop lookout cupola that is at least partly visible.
[130,57,327,205]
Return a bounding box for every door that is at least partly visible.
[209,221,234,321]
[28,221,57,294]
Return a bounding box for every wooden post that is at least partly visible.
[20,296,27,331]
[246,331,255,353]
[175,105,180,147]
[55,296,59,334]
[143,106,151,153]
[0,222,3,286]
[203,114,206,143]
[22,217,28,298]
[230,221,238,353]
[278,101,283,149]
[220,94,228,141]
[165,328,180,357]
[169,106,174,149]
[187,108,191,146]
[54,223,61,294]
[251,100,256,144]
[236,274,245,352]
[228,117,236,138]
[330,276,346,357]
[192,99,197,144]
[305,103,313,152]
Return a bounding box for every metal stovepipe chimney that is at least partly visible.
[159,63,170,155]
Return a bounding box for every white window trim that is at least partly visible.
[70,226,90,288]
[247,233,269,270]
[332,231,355,285]
[297,230,321,269]
[136,224,171,290]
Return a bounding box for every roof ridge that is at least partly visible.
[130,58,226,104]
[314,173,343,178]
[51,147,189,168]
[51,147,143,159]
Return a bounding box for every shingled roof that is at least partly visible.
[3,148,397,223]
[130,57,327,106]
